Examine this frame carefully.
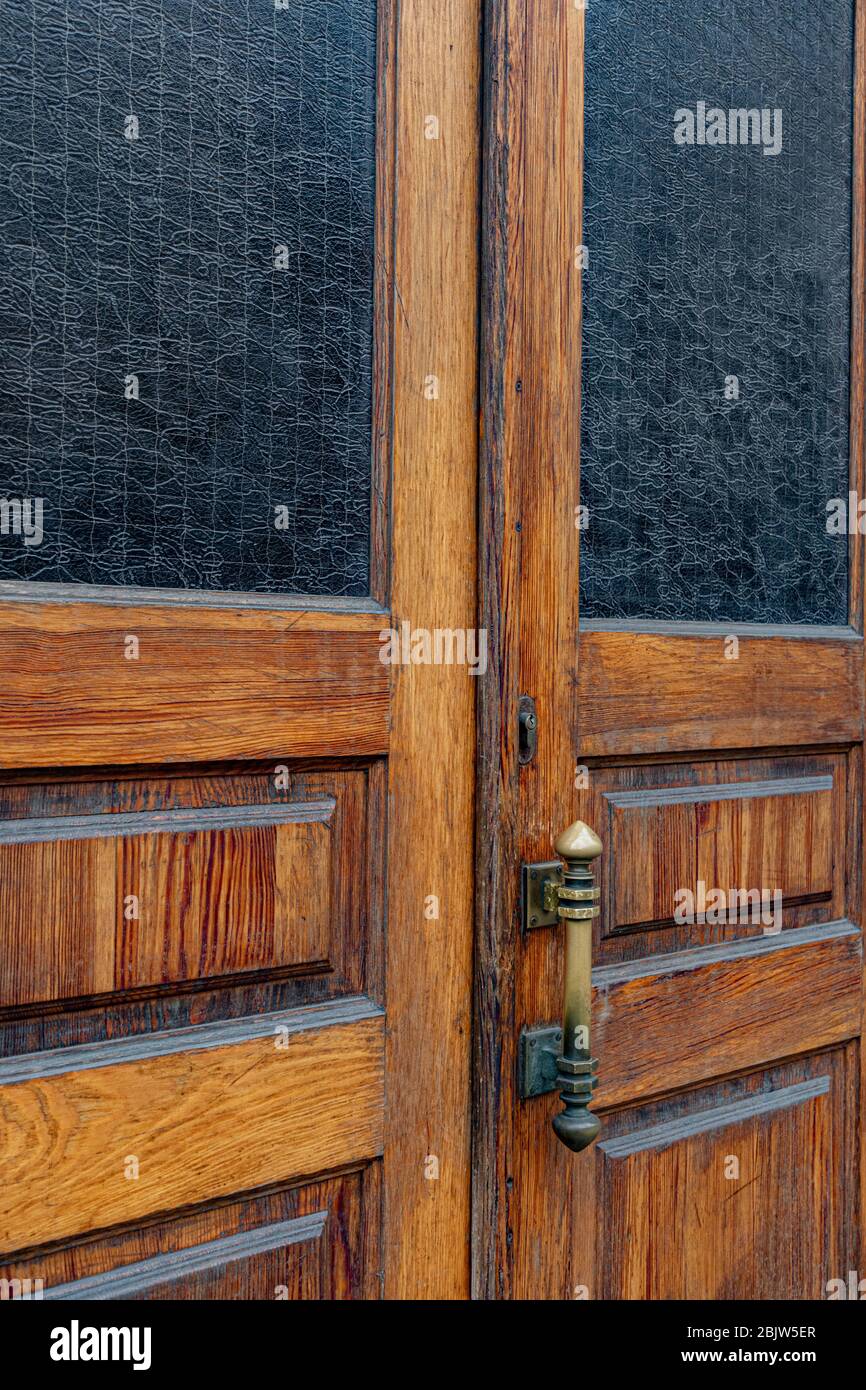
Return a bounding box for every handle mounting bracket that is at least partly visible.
[521,861,563,931]
[518,1024,562,1098]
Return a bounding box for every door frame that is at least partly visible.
[474,0,584,1299]
[383,0,481,1298]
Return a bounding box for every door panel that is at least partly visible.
[595,1050,857,1301]
[588,753,846,954]
[592,924,861,1108]
[571,0,864,1298]
[4,1171,380,1301]
[0,0,480,1300]
[0,999,383,1251]
[0,603,388,766]
[578,623,864,754]
[0,764,373,1020]
[477,0,865,1301]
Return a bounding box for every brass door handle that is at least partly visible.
[550,820,602,1152]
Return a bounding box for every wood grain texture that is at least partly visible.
[117,818,331,989]
[0,1003,384,1254]
[477,0,866,1303]
[604,772,837,934]
[43,1214,331,1300]
[1,1167,381,1301]
[578,625,863,757]
[0,602,389,767]
[591,921,862,1109]
[0,837,116,1007]
[475,0,584,1299]
[0,762,380,1066]
[0,0,484,1302]
[568,752,848,962]
[0,767,372,1014]
[0,818,333,1008]
[382,0,480,1299]
[592,1052,856,1300]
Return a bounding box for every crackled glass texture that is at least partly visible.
[580,0,853,625]
[0,1,376,595]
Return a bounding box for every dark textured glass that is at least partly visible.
[0,0,376,596]
[580,0,853,625]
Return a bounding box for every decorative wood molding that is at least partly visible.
[44,1212,329,1300]
[0,1004,385,1253]
[603,775,833,809]
[599,1077,831,1158]
[0,995,383,1084]
[0,798,335,845]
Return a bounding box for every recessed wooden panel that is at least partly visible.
[0,1168,380,1301]
[578,623,863,756]
[0,998,384,1254]
[0,837,117,1007]
[606,775,835,933]
[0,767,372,1011]
[115,812,332,991]
[578,752,847,960]
[594,1050,856,1299]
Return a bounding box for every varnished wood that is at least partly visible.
[475,0,584,1299]
[592,921,861,1109]
[477,0,866,1302]
[0,602,389,767]
[0,767,369,1015]
[1,1168,380,1301]
[592,1051,856,1300]
[382,0,480,1300]
[0,837,116,1007]
[0,995,376,1082]
[0,0,481,1300]
[0,1001,384,1254]
[573,752,848,961]
[605,774,836,932]
[117,817,331,990]
[43,1213,331,1300]
[578,626,863,757]
[0,799,335,843]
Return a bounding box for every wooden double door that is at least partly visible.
[0,0,863,1302]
